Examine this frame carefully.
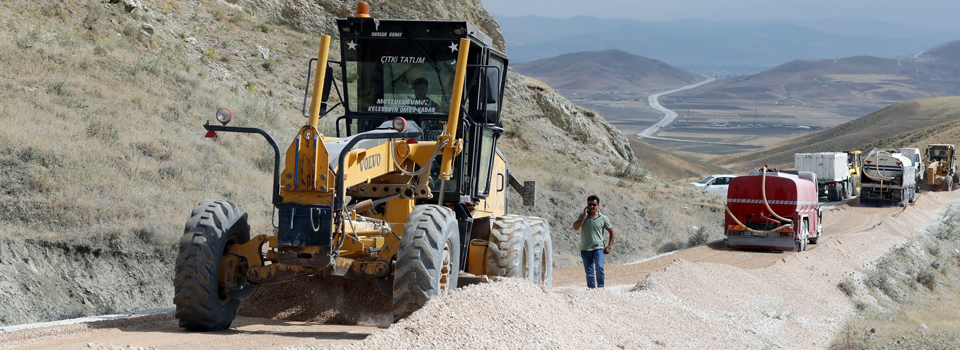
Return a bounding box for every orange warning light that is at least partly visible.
[355,2,370,18]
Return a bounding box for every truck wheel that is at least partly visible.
[826,186,839,202]
[950,175,958,191]
[795,221,808,252]
[528,217,553,290]
[909,187,916,203]
[174,200,252,331]
[850,175,860,196]
[393,205,460,321]
[486,215,534,280]
[842,181,852,199]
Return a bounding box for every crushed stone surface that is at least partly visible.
[3,192,959,350]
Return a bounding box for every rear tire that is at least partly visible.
[174,200,252,332]
[948,176,956,191]
[393,205,460,321]
[827,185,840,202]
[909,186,916,203]
[486,215,533,280]
[528,217,553,290]
[842,180,852,199]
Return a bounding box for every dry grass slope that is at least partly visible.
[0,0,726,325]
[718,96,960,171]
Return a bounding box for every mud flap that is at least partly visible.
[507,172,537,207]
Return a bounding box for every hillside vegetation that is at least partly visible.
[719,96,960,170]
[0,0,721,325]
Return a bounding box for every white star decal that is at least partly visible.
[448,42,458,53]
[347,41,357,50]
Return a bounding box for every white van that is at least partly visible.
[897,148,925,184]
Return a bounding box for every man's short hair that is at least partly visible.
[413,77,428,86]
[587,195,600,205]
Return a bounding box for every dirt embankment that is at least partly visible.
[3,191,958,349]
[0,239,175,326]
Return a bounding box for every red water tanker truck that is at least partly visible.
[725,169,823,252]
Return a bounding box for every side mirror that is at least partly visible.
[484,71,500,104]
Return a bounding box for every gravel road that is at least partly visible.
[2,191,956,350]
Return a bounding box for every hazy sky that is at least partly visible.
[482,0,960,31]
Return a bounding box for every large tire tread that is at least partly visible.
[528,217,553,290]
[174,200,249,332]
[485,215,530,278]
[393,205,460,321]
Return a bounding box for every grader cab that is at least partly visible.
[174,2,552,331]
[923,143,958,191]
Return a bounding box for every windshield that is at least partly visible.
[343,38,460,115]
[697,176,715,184]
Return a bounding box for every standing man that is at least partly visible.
[572,195,615,289]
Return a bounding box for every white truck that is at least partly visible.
[897,147,925,186]
[795,152,852,201]
[859,149,917,207]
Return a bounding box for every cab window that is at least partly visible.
[343,38,460,116]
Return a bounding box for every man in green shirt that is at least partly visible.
[572,195,615,288]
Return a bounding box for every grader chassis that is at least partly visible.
[174,3,552,331]
[922,143,959,191]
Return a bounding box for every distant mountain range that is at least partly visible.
[496,15,958,72]
[512,49,703,95]
[671,40,960,109]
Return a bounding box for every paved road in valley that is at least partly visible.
[636,78,761,148]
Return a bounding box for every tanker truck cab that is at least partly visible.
[724,169,822,252]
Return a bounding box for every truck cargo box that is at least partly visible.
[795,152,851,201]
[795,152,849,183]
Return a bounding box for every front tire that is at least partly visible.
[174,200,251,331]
[393,205,460,321]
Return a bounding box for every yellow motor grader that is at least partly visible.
[922,143,958,191]
[174,2,552,331]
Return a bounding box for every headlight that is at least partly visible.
[392,117,406,132]
[216,107,233,125]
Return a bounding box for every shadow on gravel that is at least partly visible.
[212,325,370,340]
[83,311,373,341]
[703,239,795,254]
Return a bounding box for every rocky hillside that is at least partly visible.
[0,0,720,326]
